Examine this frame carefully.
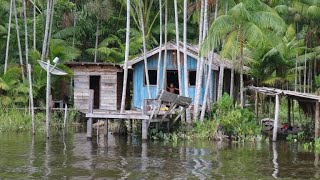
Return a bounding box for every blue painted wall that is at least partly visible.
[132,50,215,109]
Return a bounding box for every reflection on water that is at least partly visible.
[272,142,278,178]
[0,130,320,179]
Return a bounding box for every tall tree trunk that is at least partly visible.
[4,0,13,74]
[174,0,182,96]
[200,0,218,121]
[230,63,234,99]
[33,0,36,49]
[162,0,168,90]
[156,0,163,94]
[139,0,151,99]
[22,0,29,68]
[295,53,298,91]
[41,0,52,61]
[193,0,205,120]
[183,0,191,122]
[120,0,131,113]
[13,0,25,80]
[304,49,307,93]
[240,30,244,108]
[94,19,100,63]
[46,0,55,57]
[217,63,224,99]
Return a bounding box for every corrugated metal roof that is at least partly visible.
[127,41,234,70]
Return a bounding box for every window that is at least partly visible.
[189,71,196,86]
[144,70,157,85]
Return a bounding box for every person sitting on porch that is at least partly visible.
[167,83,179,94]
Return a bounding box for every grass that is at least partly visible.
[0,107,78,133]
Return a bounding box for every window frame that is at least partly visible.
[188,70,197,87]
[144,69,158,86]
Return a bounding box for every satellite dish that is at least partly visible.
[38,60,68,76]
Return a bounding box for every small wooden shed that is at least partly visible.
[66,62,123,112]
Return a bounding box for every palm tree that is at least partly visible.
[156,0,163,94]
[13,0,25,80]
[120,0,131,113]
[4,0,13,74]
[183,0,191,122]
[174,0,182,97]
[202,1,286,107]
[85,0,114,62]
[200,0,219,121]
[41,0,52,61]
[162,0,168,90]
[33,0,36,49]
[194,0,208,120]
[22,0,29,67]
[139,0,151,99]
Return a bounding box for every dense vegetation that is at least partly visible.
[1,0,320,136]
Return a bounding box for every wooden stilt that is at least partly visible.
[63,103,68,128]
[129,119,133,133]
[142,119,148,140]
[261,94,265,115]
[87,90,94,140]
[104,119,109,138]
[288,98,291,126]
[27,64,35,135]
[46,60,51,139]
[255,92,259,118]
[273,94,280,141]
[315,102,319,139]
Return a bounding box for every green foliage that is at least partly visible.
[191,120,218,139]
[0,107,79,133]
[286,131,306,141]
[212,93,261,140]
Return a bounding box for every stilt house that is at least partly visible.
[128,41,219,109]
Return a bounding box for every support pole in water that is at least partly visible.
[63,103,68,128]
[104,119,108,138]
[255,91,259,118]
[142,119,148,140]
[315,102,319,139]
[273,94,280,141]
[87,90,94,140]
[46,60,51,139]
[27,64,35,135]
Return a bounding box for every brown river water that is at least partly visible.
[0,129,319,179]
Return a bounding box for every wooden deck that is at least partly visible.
[86,110,149,120]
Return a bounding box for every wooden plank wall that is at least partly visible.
[100,73,117,110]
[73,66,122,111]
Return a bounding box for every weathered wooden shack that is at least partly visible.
[128,41,219,109]
[66,62,123,112]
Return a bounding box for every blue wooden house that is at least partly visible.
[128,42,219,109]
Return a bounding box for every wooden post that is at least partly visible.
[273,94,280,141]
[315,102,319,139]
[261,94,265,115]
[142,119,148,140]
[46,60,51,139]
[87,90,94,140]
[104,119,109,138]
[63,103,68,128]
[255,92,259,118]
[27,64,35,135]
[287,98,291,126]
[129,119,133,133]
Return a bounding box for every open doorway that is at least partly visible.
[166,70,179,94]
[90,76,100,109]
